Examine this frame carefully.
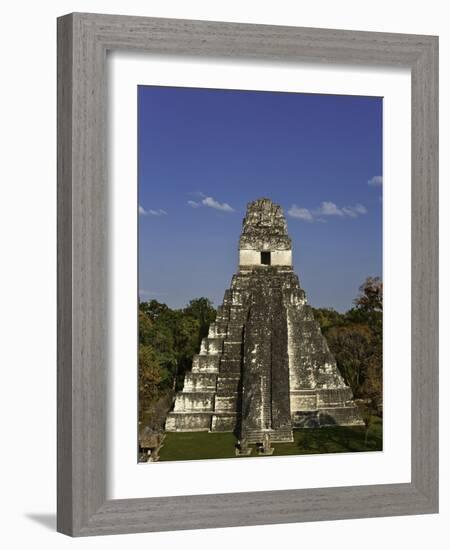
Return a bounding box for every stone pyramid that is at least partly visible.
[165,198,363,443]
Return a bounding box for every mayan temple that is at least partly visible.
[165,198,363,445]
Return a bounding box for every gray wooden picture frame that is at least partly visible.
[57,12,438,537]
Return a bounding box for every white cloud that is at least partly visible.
[342,204,367,217]
[139,205,167,216]
[288,201,368,222]
[188,191,206,198]
[187,194,235,213]
[287,205,313,221]
[341,207,357,218]
[368,175,383,187]
[317,201,344,216]
[149,208,167,216]
[354,203,367,214]
[202,196,234,212]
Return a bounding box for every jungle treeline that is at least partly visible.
[311,276,383,411]
[138,277,382,428]
[138,297,216,427]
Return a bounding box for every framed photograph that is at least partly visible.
[137,87,381,463]
[57,13,438,536]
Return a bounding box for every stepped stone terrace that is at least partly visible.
[165,198,363,444]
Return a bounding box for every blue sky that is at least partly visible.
[138,86,382,312]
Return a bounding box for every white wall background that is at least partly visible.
[0,1,447,548]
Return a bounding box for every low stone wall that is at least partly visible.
[173,392,214,412]
[214,395,238,412]
[292,405,364,428]
[290,388,354,411]
[165,412,212,432]
[316,387,353,407]
[183,372,217,392]
[200,338,223,355]
[211,413,237,432]
[192,354,220,373]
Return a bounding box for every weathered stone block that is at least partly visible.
[290,391,318,411]
[216,375,240,394]
[165,412,212,432]
[318,406,364,426]
[211,414,237,432]
[222,340,242,358]
[200,337,223,355]
[218,357,241,374]
[191,354,220,373]
[183,372,217,393]
[173,392,214,412]
[316,387,353,407]
[214,395,238,412]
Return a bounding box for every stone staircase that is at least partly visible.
[244,427,294,444]
[260,375,271,430]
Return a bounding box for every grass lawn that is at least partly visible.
[157,416,382,462]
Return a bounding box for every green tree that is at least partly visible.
[138,310,153,345]
[184,297,217,346]
[166,311,201,390]
[138,298,215,394]
[139,309,177,388]
[325,323,374,396]
[361,354,383,402]
[139,299,169,321]
[312,307,346,334]
[315,277,383,414]
[354,276,383,313]
[347,276,383,335]
[138,344,162,421]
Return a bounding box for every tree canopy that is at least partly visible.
[311,276,383,408]
[138,297,216,423]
